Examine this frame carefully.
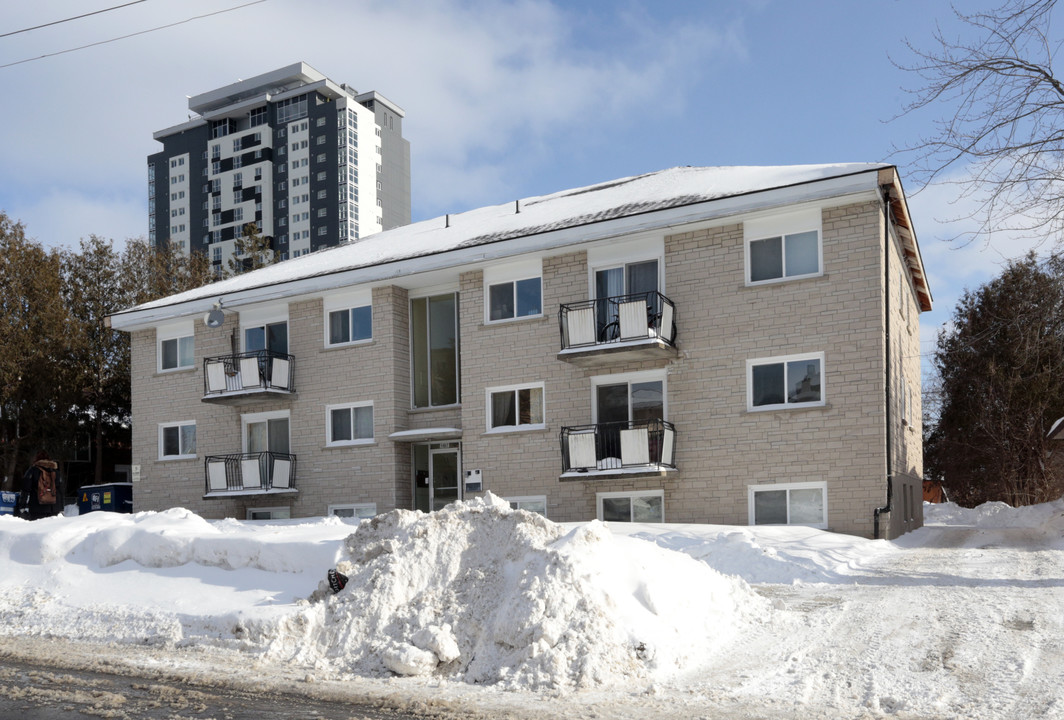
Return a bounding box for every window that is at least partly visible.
[597,490,663,522]
[747,352,824,410]
[327,304,372,346]
[243,319,288,356]
[327,402,373,446]
[159,421,196,459]
[506,496,547,517]
[157,323,194,372]
[488,277,541,322]
[411,293,459,408]
[487,382,544,431]
[593,371,664,425]
[748,231,819,282]
[247,506,290,520]
[748,481,827,528]
[744,209,822,284]
[329,503,377,519]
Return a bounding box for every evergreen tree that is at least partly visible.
[929,253,1064,506]
[0,213,74,488]
[63,237,132,487]
[227,224,277,276]
[122,237,214,305]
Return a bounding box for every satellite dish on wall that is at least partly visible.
[204,308,225,328]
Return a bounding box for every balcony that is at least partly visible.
[204,451,297,496]
[558,292,677,367]
[560,418,677,478]
[202,351,294,405]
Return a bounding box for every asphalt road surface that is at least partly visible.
[0,657,433,720]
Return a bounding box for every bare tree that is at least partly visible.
[897,0,1064,245]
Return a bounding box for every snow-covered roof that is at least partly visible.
[111,163,920,330]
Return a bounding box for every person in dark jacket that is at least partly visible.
[17,451,62,520]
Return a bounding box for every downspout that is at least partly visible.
[874,185,894,539]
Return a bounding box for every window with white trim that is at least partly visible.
[744,208,822,284]
[159,421,196,459]
[247,506,290,520]
[748,481,827,528]
[488,277,541,321]
[157,322,194,372]
[487,382,544,431]
[747,352,824,410]
[506,496,547,517]
[325,294,372,347]
[328,503,377,519]
[484,259,543,323]
[327,402,373,446]
[596,489,664,522]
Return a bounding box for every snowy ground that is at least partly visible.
[0,494,1062,719]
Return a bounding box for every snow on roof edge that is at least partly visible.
[111,163,892,329]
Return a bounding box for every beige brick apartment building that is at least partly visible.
[110,164,930,538]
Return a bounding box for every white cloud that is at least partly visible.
[0,0,747,245]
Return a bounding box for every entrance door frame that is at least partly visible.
[412,441,462,512]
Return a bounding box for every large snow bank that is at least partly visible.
[925,498,1064,530]
[265,494,766,690]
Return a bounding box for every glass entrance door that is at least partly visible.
[594,260,658,339]
[431,448,460,511]
[246,416,289,484]
[413,443,461,512]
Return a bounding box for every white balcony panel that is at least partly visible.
[568,431,597,469]
[619,300,649,340]
[271,358,291,390]
[620,427,650,465]
[207,460,228,491]
[660,302,674,341]
[662,427,675,466]
[272,457,292,489]
[238,357,261,389]
[240,458,261,489]
[206,362,228,393]
[567,307,596,346]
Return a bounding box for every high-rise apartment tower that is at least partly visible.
[148,62,410,269]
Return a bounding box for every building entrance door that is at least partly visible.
[413,442,461,512]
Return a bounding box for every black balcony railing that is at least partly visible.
[560,418,676,473]
[204,451,296,494]
[202,350,295,398]
[559,291,676,351]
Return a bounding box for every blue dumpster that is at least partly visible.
[77,483,133,514]
[0,491,18,515]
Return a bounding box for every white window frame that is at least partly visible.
[506,495,548,517]
[590,369,667,423]
[323,289,373,347]
[483,259,544,324]
[240,409,290,453]
[746,352,825,412]
[596,489,664,523]
[743,208,823,285]
[246,506,291,520]
[747,481,828,529]
[158,421,196,460]
[485,382,546,433]
[326,401,374,447]
[328,502,377,520]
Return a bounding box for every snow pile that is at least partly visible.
[925,498,1064,531]
[266,494,765,690]
[611,522,895,584]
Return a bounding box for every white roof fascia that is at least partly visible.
[111,169,882,331]
[153,117,208,140]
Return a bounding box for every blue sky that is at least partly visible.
[0,0,1050,386]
